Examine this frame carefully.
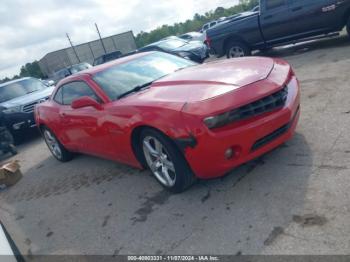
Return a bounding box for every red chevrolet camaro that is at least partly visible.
[35,52,300,192]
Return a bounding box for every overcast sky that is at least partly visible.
[0,0,239,78]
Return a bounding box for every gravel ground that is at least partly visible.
[1,33,350,256]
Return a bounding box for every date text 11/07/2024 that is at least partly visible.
[127,255,220,261]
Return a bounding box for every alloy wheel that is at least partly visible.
[142,136,176,187]
[44,130,62,160]
[229,46,245,58]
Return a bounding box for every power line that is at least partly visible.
[95,23,107,54]
[66,33,81,63]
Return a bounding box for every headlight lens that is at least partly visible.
[204,109,242,129]
[204,112,231,129]
[3,106,21,114]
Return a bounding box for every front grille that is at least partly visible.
[227,86,288,123]
[251,106,299,151]
[22,97,49,113]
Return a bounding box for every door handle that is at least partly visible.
[292,6,303,12]
[59,112,66,118]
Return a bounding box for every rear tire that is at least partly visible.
[42,127,73,162]
[226,40,251,58]
[140,128,196,193]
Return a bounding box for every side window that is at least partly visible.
[53,87,63,104]
[266,0,286,10]
[61,81,100,106]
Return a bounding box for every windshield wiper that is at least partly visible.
[117,81,154,99]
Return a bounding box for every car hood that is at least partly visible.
[0,86,55,108]
[173,41,205,52]
[130,57,274,104]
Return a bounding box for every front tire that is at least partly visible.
[42,127,73,162]
[140,128,196,193]
[226,40,251,58]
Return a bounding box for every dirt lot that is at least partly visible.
[1,33,350,256]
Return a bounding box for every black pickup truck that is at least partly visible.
[206,0,350,58]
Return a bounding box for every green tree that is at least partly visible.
[19,61,44,79]
[135,0,258,48]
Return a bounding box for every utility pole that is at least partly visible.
[95,23,107,54]
[66,33,81,63]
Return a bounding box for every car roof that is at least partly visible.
[0,77,33,87]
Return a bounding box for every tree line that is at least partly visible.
[135,0,258,47]
[0,0,258,84]
[0,61,44,84]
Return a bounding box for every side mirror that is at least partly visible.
[71,96,102,110]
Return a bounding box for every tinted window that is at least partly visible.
[93,52,196,101]
[54,87,63,104]
[266,0,285,9]
[61,81,99,105]
[210,21,217,27]
[0,78,47,103]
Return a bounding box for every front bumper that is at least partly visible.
[184,76,300,179]
[3,112,36,132]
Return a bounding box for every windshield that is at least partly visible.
[93,52,196,100]
[70,63,92,74]
[0,78,47,103]
[155,39,187,50]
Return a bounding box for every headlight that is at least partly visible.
[204,110,240,129]
[3,106,21,114]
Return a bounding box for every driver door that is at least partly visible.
[260,0,293,45]
[59,81,113,158]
